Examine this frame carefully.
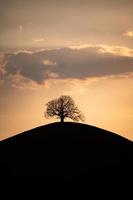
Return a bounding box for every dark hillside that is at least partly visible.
[0,122,133,197]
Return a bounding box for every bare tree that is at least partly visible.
[45,95,85,123]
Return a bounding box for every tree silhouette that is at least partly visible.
[45,95,85,122]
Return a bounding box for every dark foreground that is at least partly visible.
[0,122,133,197]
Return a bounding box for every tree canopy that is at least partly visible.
[45,95,85,122]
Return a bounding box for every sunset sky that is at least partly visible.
[0,0,133,141]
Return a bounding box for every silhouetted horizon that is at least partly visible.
[1,122,133,197]
[1,121,132,142]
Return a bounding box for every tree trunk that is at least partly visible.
[60,116,64,123]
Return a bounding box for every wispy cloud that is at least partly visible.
[70,44,133,57]
[8,72,41,90]
[32,38,45,43]
[14,50,33,55]
[98,45,133,57]
[70,44,95,50]
[123,30,133,38]
[18,25,23,33]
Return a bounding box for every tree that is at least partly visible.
[45,95,85,123]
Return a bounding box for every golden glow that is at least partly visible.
[124,30,133,38]
[42,59,57,66]
[70,44,133,57]
[0,76,133,141]
[98,45,133,57]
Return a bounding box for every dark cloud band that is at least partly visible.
[2,46,133,85]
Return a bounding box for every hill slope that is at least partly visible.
[0,122,133,197]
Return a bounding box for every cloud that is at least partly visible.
[0,53,6,76]
[18,25,23,33]
[123,30,133,38]
[1,45,133,89]
[4,71,46,90]
[14,50,33,54]
[70,44,133,57]
[8,72,41,90]
[0,65,6,76]
[42,59,57,66]
[46,71,59,78]
[70,44,95,50]
[98,45,133,57]
[32,38,45,43]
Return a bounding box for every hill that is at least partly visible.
[0,122,133,197]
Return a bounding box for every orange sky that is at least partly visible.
[0,75,133,141]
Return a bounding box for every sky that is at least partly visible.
[0,0,133,141]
